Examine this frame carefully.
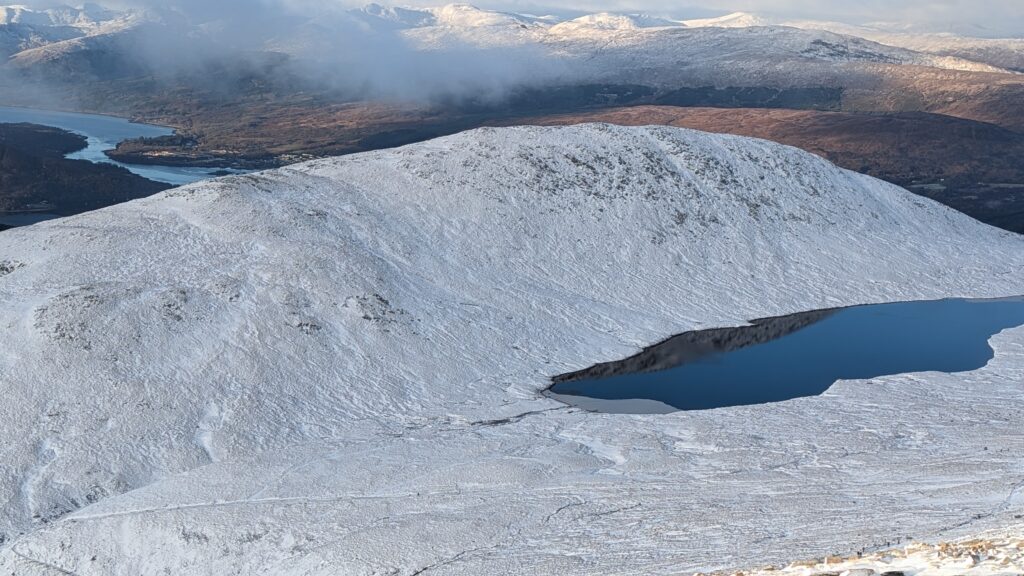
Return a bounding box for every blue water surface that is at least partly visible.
[550,297,1024,412]
[0,105,242,185]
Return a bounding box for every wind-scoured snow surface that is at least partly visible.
[1,125,1024,574]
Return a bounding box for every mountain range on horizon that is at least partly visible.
[2,2,1023,67]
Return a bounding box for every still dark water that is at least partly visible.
[548,297,1024,414]
[0,213,61,228]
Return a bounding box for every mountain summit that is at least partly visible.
[1,125,1022,573]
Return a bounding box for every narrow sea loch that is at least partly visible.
[548,297,1024,413]
[0,106,244,185]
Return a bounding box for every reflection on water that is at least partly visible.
[549,297,1024,414]
[0,106,243,185]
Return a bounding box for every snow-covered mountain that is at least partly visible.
[349,3,439,29]
[385,5,1004,75]
[342,4,1008,76]
[681,11,768,28]
[546,11,682,34]
[0,124,1023,573]
[0,3,141,59]
[806,25,1024,72]
[682,11,1024,72]
[0,3,119,29]
[3,3,1010,83]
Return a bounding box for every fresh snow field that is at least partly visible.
[0,125,1023,574]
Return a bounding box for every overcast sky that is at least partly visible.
[23,0,1024,36]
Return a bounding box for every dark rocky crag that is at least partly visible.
[553,309,837,384]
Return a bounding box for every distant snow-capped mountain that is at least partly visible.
[0,3,146,60]
[546,12,682,33]
[681,11,1024,72]
[2,3,1011,77]
[680,11,768,28]
[380,4,1007,78]
[0,3,117,28]
[349,3,438,29]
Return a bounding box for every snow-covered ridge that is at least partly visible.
[389,4,1006,74]
[351,3,436,29]
[0,3,134,30]
[427,3,539,28]
[0,3,146,59]
[0,124,1023,573]
[681,11,1024,71]
[681,11,769,29]
[548,12,683,34]
[2,3,1011,76]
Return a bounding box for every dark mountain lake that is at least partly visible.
[0,106,241,185]
[0,213,62,228]
[548,297,1024,414]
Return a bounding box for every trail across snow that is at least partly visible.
[0,124,1023,574]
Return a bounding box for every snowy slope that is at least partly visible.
[881,35,1024,71]
[0,4,119,29]
[682,11,1024,72]
[395,5,1005,77]
[0,4,146,62]
[682,11,769,28]
[0,4,140,38]
[802,27,1024,72]
[0,124,1023,573]
[349,3,438,29]
[546,12,682,34]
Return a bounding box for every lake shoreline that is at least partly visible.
[550,295,1024,413]
[0,101,183,132]
[0,123,171,226]
[0,105,247,185]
